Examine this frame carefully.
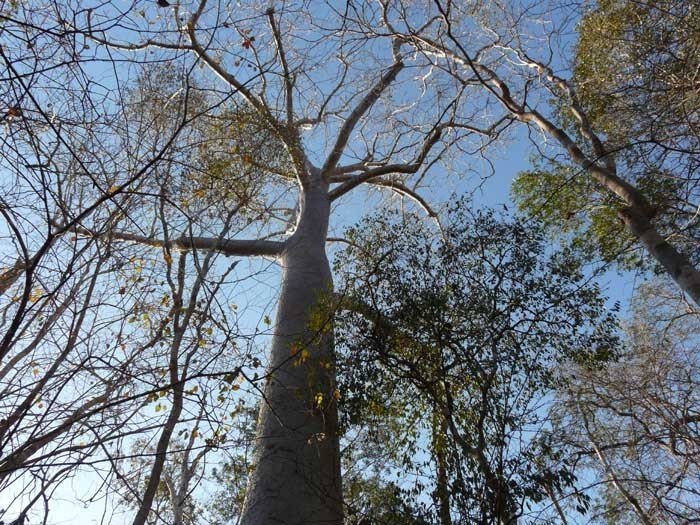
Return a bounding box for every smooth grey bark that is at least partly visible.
[240,179,342,524]
[414,22,700,306]
[486,66,700,306]
[619,207,700,304]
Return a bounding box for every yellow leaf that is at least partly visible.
[29,288,42,303]
[108,185,119,194]
[163,252,173,265]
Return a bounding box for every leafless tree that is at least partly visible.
[0,5,269,523]
[553,280,700,523]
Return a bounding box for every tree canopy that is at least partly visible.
[0,1,698,524]
[335,200,618,523]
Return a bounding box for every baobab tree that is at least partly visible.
[2,0,506,523]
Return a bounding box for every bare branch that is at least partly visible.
[79,227,285,259]
[321,59,404,176]
[328,126,442,200]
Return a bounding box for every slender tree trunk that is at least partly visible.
[432,412,452,525]
[240,180,343,524]
[619,207,700,304]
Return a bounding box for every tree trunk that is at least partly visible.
[619,207,700,305]
[432,412,452,525]
[240,181,343,524]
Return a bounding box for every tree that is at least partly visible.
[2,1,502,523]
[334,201,618,523]
[0,10,275,523]
[552,279,700,524]
[515,0,700,275]
[384,0,700,303]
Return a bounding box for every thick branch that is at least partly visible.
[410,28,651,214]
[321,60,404,176]
[73,225,285,258]
[119,232,285,258]
[328,127,442,201]
[515,51,616,174]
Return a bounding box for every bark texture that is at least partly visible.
[240,181,342,524]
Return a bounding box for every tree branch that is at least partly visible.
[328,126,442,201]
[267,8,294,124]
[71,225,285,258]
[321,59,404,176]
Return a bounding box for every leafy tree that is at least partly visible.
[386,0,700,303]
[344,476,432,525]
[334,200,618,524]
[514,0,700,274]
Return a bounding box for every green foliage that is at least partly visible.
[345,477,431,525]
[513,157,688,270]
[334,198,619,522]
[515,0,700,272]
[575,0,700,147]
[512,162,638,269]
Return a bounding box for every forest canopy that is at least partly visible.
[0,0,698,524]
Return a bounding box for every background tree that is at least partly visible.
[0,11,275,523]
[552,279,700,524]
[383,0,700,303]
[514,0,700,275]
[334,200,618,524]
